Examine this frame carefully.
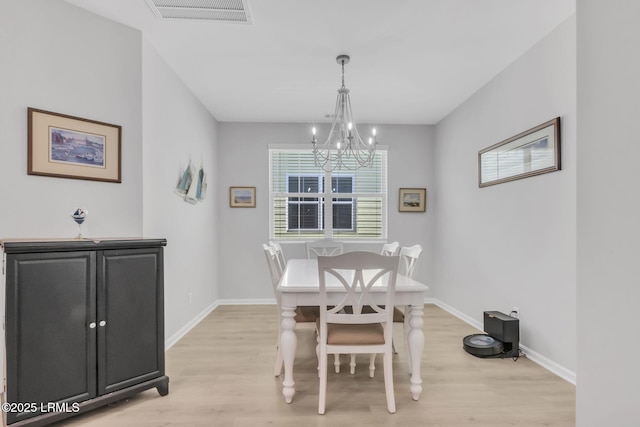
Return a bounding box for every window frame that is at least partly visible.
[269,144,387,241]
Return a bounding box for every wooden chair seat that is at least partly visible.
[317,320,385,345]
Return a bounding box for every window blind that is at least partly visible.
[269,147,387,240]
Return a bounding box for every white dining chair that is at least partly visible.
[306,239,343,259]
[316,251,399,414]
[263,243,319,376]
[399,244,422,278]
[362,244,423,374]
[306,239,348,372]
[348,241,404,374]
[269,240,286,272]
[381,241,400,256]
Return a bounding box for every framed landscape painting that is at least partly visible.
[399,188,426,212]
[28,108,121,183]
[230,186,256,208]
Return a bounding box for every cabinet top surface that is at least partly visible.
[0,238,167,253]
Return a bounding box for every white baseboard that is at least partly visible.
[517,344,576,384]
[426,298,576,385]
[166,297,576,385]
[164,299,276,350]
[216,298,276,305]
[165,301,219,350]
[426,298,484,331]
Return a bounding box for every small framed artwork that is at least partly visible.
[229,186,256,208]
[28,108,121,183]
[478,117,561,188]
[399,188,426,212]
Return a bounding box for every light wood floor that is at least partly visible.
[56,304,575,426]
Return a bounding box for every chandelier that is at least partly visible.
[311,54,377,172]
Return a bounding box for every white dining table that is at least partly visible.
[277,258,430,404]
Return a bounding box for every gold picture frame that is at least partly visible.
[229,186,256,208]
[399,188,426,212]
[28,108,121,183]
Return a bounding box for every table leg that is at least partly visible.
[407,304,424,400]
[280,305,297,403]
[404,305,412,374]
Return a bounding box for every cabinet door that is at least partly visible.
[97,248,164,395]
[5,251,97,424]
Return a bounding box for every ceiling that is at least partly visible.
[65,0,575,125]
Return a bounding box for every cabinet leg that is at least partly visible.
[156,376,170,396]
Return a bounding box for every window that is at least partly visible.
[270,146,387,240]
[287,175,354,231]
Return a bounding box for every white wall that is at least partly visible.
[217,123,435,300]
[0,0,143,239]
[576,1,640,425]
[0,0,220,347]
[433,17,576,378]
[141,39,219,343]
[0,0,143,408]
[387,125,436,288]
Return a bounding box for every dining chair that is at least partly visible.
[399,244,422,279]
[269,240,286,272]
[360,244,423,374]
[384,242,407,343]
[306,238,344,259]
[316,251,399,414]
[347,241,403,373]
[305,239,348,372]
[381,241,400,256]
[263,243,320,376]
[397,244,422,372]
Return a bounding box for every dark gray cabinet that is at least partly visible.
[1,239,169,426]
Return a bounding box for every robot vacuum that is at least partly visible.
[463,311,520,359]
[463,333,504,357]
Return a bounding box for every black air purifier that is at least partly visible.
[463,311,519,358]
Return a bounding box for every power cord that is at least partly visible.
[512,349,526,361]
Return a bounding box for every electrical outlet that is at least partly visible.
[512,306,519,318]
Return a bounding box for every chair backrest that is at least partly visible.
[317,251,399,332]
[263,244,283,307]
[306,239,344,259]
[269,240,286,272]
[381,241,400,256]
[399,244,422,279]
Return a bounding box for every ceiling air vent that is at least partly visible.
[145,0,252,24]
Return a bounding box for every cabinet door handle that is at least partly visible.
[89,322,97,329]
[99,320,107,327]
